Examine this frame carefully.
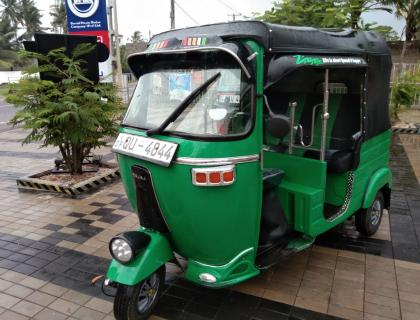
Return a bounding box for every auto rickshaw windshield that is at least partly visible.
[123,52,253,138]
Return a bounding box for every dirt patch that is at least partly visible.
[36,163,117,187]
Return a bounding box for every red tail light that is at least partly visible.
[192,165,235,186]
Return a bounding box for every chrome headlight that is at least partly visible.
[110,237,133,263]
[109,232,151,264]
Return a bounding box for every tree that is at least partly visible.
[0,0,22,41]
[359,20,400,40]
[6,45,124,174]
[128,31,144,43]
[392,0,420,41]
[50,0,67,34]
[390,69,420,119]
[256,0,347,28]
[389,0,420,60]
[0,0,21,30]
[346,0,393,29]
[119,44,130,73]
[256,0,395,29]
[0,17,17,69]
[19,0,42,40]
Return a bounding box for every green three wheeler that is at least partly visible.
[105,21,392,319]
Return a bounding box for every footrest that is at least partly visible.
[286,235,315,252]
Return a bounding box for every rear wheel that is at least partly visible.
[355,191,384,236]
[114,266,165,320]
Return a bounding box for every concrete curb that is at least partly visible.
[392,127,420,134]
[16,167,120,196]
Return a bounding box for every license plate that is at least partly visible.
[112,133,178,167]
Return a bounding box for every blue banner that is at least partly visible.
[65,0,109,32]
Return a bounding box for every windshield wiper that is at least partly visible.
[146,72,221,136]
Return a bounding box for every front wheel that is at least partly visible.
[114,266,165,320]
[355,191,384,236]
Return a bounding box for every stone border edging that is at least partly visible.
[16,167,120,196]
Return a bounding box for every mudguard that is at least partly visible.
[362,167,392,209]
[106,229,173,286]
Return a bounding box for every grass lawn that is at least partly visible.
[0,84,10,97]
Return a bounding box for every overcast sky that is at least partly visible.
[35,0,406,42]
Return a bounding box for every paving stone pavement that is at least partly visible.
[1,97,420,319]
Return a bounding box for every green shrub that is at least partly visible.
[6,44,124,174]
[390,70,420,120]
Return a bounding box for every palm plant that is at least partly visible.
[359,20,399,40]
[386,0,420,60]
[346,0,393,29]
[50,0,67,34]
[0,0,22,42]
[19,0,42,40]
[391,0,420,41]
[0,0,21,28]
[0,17,18,69]
[256,0,396,29]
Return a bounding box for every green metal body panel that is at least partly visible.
[263,152,327,235]
[185,248,259,288]
[325,130,391,208]
[106,229,173,285]
[107,35,393,288]
[362,167,392,208]
[263,130,391,237]
[110,40,265,287]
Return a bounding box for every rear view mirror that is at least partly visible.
[266,115,290,139]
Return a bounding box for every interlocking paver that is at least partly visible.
[38,282,69,297]
[25,291,57,307]
[33,308,68,320]
[48,298,80,316]
[61,290,92,305]
[0,278,14,291]
[0,270,27,282]
[5,284,34,299]
[84,297,113,314]
[294,295,329,314]
[19,276,47,290]
[0,310,30,320]
[0,292,21,309]
[400,300,420,318]
[71,306,107,320]
[10,300,44,318]
[328,303,363,320]
[2,97,420,320]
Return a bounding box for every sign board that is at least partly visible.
[65,0,112,82]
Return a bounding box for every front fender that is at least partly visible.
[106,229,173,286]
[362,167,392,209]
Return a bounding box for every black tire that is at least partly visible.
[355,191,384,236]
[114,266,165,320]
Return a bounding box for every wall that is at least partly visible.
[0,71,23,85]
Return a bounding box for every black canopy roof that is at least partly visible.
[150,21,389,56]
[148,21,392,139]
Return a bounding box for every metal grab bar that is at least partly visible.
[320,69,330,161]
[288,101,297,154]
[297,103,323,147]
[289,68,330,161]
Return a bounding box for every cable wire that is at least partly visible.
[174,1,200,25]
[216,0,241,15]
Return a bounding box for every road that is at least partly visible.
[0,97,16,132]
